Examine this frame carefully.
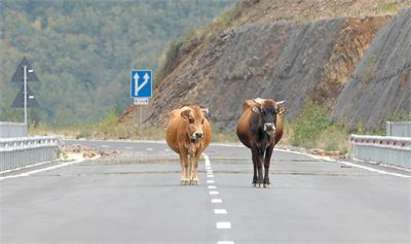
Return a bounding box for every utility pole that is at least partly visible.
[23,65,34,125]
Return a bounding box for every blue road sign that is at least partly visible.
[130,69,152,98]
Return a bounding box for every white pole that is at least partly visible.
[23,65,27,125]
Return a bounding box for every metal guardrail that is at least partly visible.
[0,136,60,172]
[0,122,27,138]
[386,121,411,137]
[350,134,411,169]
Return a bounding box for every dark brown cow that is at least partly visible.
[166,105,212,185]
[236,98,286,188]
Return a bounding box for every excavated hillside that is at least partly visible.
[332,9,411,129]
[120,0,410,131]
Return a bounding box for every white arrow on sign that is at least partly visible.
[134,72,150,97]
[133,73,140,97]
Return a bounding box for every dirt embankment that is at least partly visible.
[120,0,410,131]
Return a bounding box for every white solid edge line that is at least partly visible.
[209,143,411,178]
[0,160,57,174]
[216,222,231,229]
[0,156,98,181]
[338,160,411,178]
[217,241,234,244]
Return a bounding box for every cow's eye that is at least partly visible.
[201,119,205,124]
[189,118,195,124]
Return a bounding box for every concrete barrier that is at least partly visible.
[350,134,411,169]
[0,122,27,138]
[386,121,411,137]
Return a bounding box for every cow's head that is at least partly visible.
[181,106,209,142]
[252,99,285,135]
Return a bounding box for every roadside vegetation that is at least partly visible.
[31,100,408,157]
[281,101,350,155]
[29,109,239,143]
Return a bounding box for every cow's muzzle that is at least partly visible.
[264,123,276,133]
[191,131,204,140]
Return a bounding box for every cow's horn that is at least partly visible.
[277,100,285,105]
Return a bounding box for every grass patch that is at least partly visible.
[286,101,350,154]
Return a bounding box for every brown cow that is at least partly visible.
[166,105,212,185]
[236,98,286,188]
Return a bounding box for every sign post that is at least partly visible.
[10,57,39,125]
[130,69,153,129]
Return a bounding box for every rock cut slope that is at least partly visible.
[332,9,411,129]
[120,0,410,131]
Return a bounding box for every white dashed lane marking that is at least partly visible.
[101,145,110,148]
[211,198,223,203]
[214,209,227,215]
[146,148,153,151]
[203,153,234,244]
[216,222,231,229]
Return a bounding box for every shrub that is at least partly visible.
[290,101,331,148]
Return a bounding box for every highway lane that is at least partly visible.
[1,139,410,244]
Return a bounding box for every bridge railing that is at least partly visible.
[386,121,411,137]
[0,136,61,172]
[350,134,411,169]
[0,122,27,138]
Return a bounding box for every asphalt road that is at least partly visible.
[1,139,410,244]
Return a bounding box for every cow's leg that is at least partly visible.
[252,146,264,188]
[257,147,264,188]
[263,144,274,188]
[187,154,193,185]
[251,149,258,186]
[179,150,190,185]
[190,152,201,185]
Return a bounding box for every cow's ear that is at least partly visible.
[180,110,191,120]
[201,108,209,118]
[252,106,261,113]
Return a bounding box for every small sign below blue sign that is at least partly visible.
[130,69,152,99]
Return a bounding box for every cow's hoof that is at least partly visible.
[263,183,271,188]
[181,179,189,185]
[257,183,263,188]
[191,179,199,185]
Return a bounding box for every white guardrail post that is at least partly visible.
[386,121,411,137]
[350,134,411,169]
[0,136,61,172]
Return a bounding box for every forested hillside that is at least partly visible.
[0,0,235,125]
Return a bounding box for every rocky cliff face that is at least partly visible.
[332,9,411,129]
[120,0,410,131]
